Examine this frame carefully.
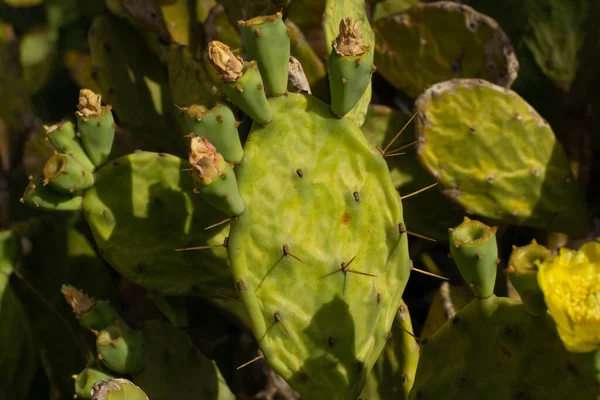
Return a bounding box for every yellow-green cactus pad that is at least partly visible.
[409,295,599,399]
[82,152,234,298]
[415,79,588,235]
[359,301,420,399]
[227,93,410,398]
[133,320,235,400]
[373,2,519,98]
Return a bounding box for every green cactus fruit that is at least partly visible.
[286,19,329,99]
[323,0,375,126]
[43,153,95,194]
[96,323,145,374]
[227,93,410,399]
[373,2,519,98]
[74,368,115,399]
[147,293,189,328]
[21,176,83,211]
[359,301,420,399]
[133,320,235,399]
[409,295,599,399]
[208,41,273,125]
[360,104,463,242]
[61,285,121,331]
[75,89,116,167]
[0,230,37,400]
[82,151,235,300]
[45,121,95,172]
[327,17,374,118]
[89,14,183,154]
[188,136,245,216]
[506,240,552,317]
[91,378,149,400]
[239,12,290,96]
[415,79,588,235]
[449,218,498,299]
[181,103,244,164]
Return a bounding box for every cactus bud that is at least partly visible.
[208,41,244,83]
[189,137,226,184]
[76,89,103,118]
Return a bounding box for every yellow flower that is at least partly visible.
[538,241,600,353]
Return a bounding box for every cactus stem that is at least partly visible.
[204,216,234,230]
[282,245,303,262]
[384,140,419,156]
[274,313,290,335]
[400,182,438,200]
[237,350,264,370]
[382,112,417,154]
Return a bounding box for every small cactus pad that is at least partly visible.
[45,122,95,172]
[506,241,552,317]
[323,0,375,126]
[227,93,410,398]
[133,320,235,400]
[373,2,519,98]
[74,368,115,399]
[360,301,420,399]
[449,218,498,299]
[415,79,588,235]
[91,379,148,400]
[409,295,599,399]
[82,152,234,298]
[239,12,290,96]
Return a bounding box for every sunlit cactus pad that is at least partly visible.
[415,79,588,235]
[409,295,599,399]
[82,151,232,297]
[373,1,519,98]
[227,93,411,399]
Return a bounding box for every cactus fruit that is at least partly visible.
[45,122,95,172]
[61,284,121,331]
[96,323,145,374]
[415,79,588,235]
[180,103,244,164]
[449,217,498,299]
[373,1,519,98]
[239,12,290,96]
[359,301,420,399]
[226,92,410,398]
[75,89,116,167]
[91,379,149,400]
[74,368,115,399]
[506,240,553,317]
[43,153,95,193]
[327,17,375,118]
[208,41,273,125]
[409,220,599,399]
[21,176,84,211]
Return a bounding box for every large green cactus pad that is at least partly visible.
[373,2,519,98]
[133,320,235,400]
[227,93,410,399]
[82,151,234,298]
[409,295,599,399]
[415,79,587,235]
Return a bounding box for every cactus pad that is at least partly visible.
[227,93,410,398]
[373,2,519,98]
[409,295,599,399]
[82,151,234,298]
[415,79,588,235]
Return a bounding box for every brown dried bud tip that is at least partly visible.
[332,17,366,57]
[76,89,103,118]
[61,284,96,317]
[208,41,244,83]
[189,136,225,184]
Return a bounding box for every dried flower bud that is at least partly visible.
[208,41,244,83]
[61,284,96,317]
[189,136,225,184]
[76,89,103,118]
[332,17,366,57]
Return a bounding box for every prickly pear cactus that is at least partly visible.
[415,79,588,235]
[373,1,519,98]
